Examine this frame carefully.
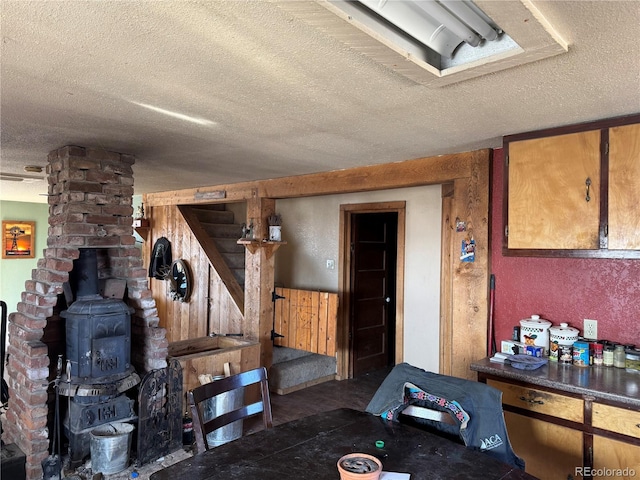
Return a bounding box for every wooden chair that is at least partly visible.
[188,366,273,453]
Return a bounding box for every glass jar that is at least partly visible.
[626,350,640,373]
[593,343,604,366]
[603,345,614,367]
[613,345,626,368]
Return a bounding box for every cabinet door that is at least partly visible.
[593,435,640,479]
[507,130,601,249]
[592,402,640,440]
[608,123,640,250]
[505,411,583,479]
[487,379,584,423]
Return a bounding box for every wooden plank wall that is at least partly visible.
[145,205,243,343]
[273,287,338,356]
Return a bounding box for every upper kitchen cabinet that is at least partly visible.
[503,114,640,258]
[608,123,640,250]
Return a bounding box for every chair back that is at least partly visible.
[188,366,273,453]
[365,362,525,470]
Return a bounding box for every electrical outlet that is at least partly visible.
[326,259,335,270]
[584,319,598,340]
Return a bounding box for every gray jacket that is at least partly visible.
[366,363,525,470]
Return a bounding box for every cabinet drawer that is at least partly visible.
[592,403,640,439]
[487,379,583,422]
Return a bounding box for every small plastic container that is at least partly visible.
[613,345,626,368]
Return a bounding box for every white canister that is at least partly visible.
[548,323,579,362]
[520,315,552,355]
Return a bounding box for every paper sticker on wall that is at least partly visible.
[461,238,475,262]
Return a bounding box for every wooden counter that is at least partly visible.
[471,358,640,480]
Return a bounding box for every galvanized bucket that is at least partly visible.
[90,422,134,475]
[204,376,244,448]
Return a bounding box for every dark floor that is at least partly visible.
[67,368,393,479]
[246,367,392,434]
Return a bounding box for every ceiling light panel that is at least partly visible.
[288,0,568,86]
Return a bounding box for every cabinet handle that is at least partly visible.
[518,395,544,405]
[636,423,640,428]
[585,177,591,202]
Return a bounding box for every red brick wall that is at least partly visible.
[1,146,167,479]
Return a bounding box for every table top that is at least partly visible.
[150,408,536,480]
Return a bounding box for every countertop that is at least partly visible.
[471,357,640,409]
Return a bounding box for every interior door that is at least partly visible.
[350,212,397,376]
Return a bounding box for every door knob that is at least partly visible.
[385,297,391,303]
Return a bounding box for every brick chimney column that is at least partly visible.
[1,146,167,479]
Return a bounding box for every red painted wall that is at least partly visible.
[490,148,640,347]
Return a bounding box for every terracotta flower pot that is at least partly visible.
[337,453,382,480]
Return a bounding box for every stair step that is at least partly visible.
[213,237,245,253]
[203,223,243,238]
[191,204,226,212]
[231,268,245,286]
[191,209,235,224]
[221,252,245,269]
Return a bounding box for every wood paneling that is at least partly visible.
[274,287,338,357]
[144,149,491,381]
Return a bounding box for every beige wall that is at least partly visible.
[273,185,442,372]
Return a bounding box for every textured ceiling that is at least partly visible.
[1,0,639,203]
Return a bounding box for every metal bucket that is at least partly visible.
[90,422,134,475]
[203,375,244,448]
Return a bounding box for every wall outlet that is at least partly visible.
[584,319,598,340]
[326,259,335,270]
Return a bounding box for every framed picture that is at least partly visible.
[2,220,36,259]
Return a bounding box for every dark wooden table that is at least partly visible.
[150,408,537,480]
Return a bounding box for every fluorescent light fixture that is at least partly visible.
[131,101,217,126]
[302,0,568,86]
[358,0,501,58]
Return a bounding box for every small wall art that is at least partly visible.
[2,220,35,259]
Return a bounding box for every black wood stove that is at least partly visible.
[59,248,140,467]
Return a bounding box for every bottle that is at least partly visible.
[613,345,626,368]
[593,343,603,366]
[183,412,194,446]
[603,345,614,367]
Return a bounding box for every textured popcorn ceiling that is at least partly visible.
[1,0,639,202]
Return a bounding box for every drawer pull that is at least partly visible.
[518,395,544,405]
[636,424,640,429]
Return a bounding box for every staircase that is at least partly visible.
[189,205,246,288]
[177,205,246,310]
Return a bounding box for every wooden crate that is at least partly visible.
[169,336,261,411]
